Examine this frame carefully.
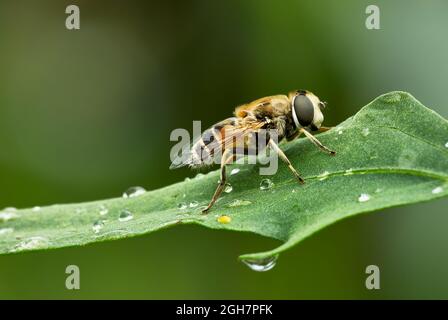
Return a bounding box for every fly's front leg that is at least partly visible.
[317,126,333,133]
[202,151,233,214]
[300,128,336,156]
[268,140,305,184]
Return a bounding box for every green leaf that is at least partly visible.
[1,91,447,267]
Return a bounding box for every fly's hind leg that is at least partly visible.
[269,140,305,184]
[300,128,336,156]
[202,150,234,214]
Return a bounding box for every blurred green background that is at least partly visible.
[0,0,447,299]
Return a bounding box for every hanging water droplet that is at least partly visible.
[432,186,443,194]
[358,193,370,202]
[118,210,134,222]
[0,228,14,236]
[362,128,370,137]
[228,199,252,207]
[217,215,232,224]
[177,202,188,210]
[344,168,354,175]
[32,206,41,212]
[260,178,274,190]
[318,171,330,181]
[92,220,105,234]
[242,255,278,272]
[189,201,199,208]
[224,183,233,193]
[12,236,49,252]
[98,205,108,216]
[0,211,19,222]
[122,186,146,198]
[230,168,240,176]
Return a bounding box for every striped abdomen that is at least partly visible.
[188,117,270,167]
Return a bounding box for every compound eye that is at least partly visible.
[293,95,314,127]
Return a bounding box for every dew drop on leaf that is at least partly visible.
[0,211,19,222]
[177,202,188,210]
[445,142,448,148]
[358,193,370,202]
[189,201,199,208]
[230,168,240,175]
[224,183,233,193]
[260,179,274,190]
[92,220,105,233]
[217,215,231,224]
[362,127,370,137]
[118,210,134,222]
[99,205,108,216]
[432,186,443,194]
[122,186,146,198]
[241,255,278,272]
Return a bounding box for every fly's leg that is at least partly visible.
[317,126,333,133]
[300,128,336,156]
[202,151,234,214]
[268,140,305,184]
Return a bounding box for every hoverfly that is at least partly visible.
[170,90,335,213]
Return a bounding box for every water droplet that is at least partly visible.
[177,202,188,210]
[432,186,443,194]
[230,168,240,176]
[92,220,105,233]
[122,186,146,198]
[189,201,199,208]
[242,255,278,272]
[0,211,19,222]
[12,236,49,252]
[118,210,134,222]
[358,193,370,202]
[228,199,252,207]
[224,183,233,193]
[32,206,41,212]
[292,189,296,193]
[445,142,448,148]
[338,130,343,135]
[362,128,370,137]
[344,168,354,175]
[260,178,274,190]
[318,171,330,181]
[99,205,108,216]
[217,215,232,224]
[0,228,14,236]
